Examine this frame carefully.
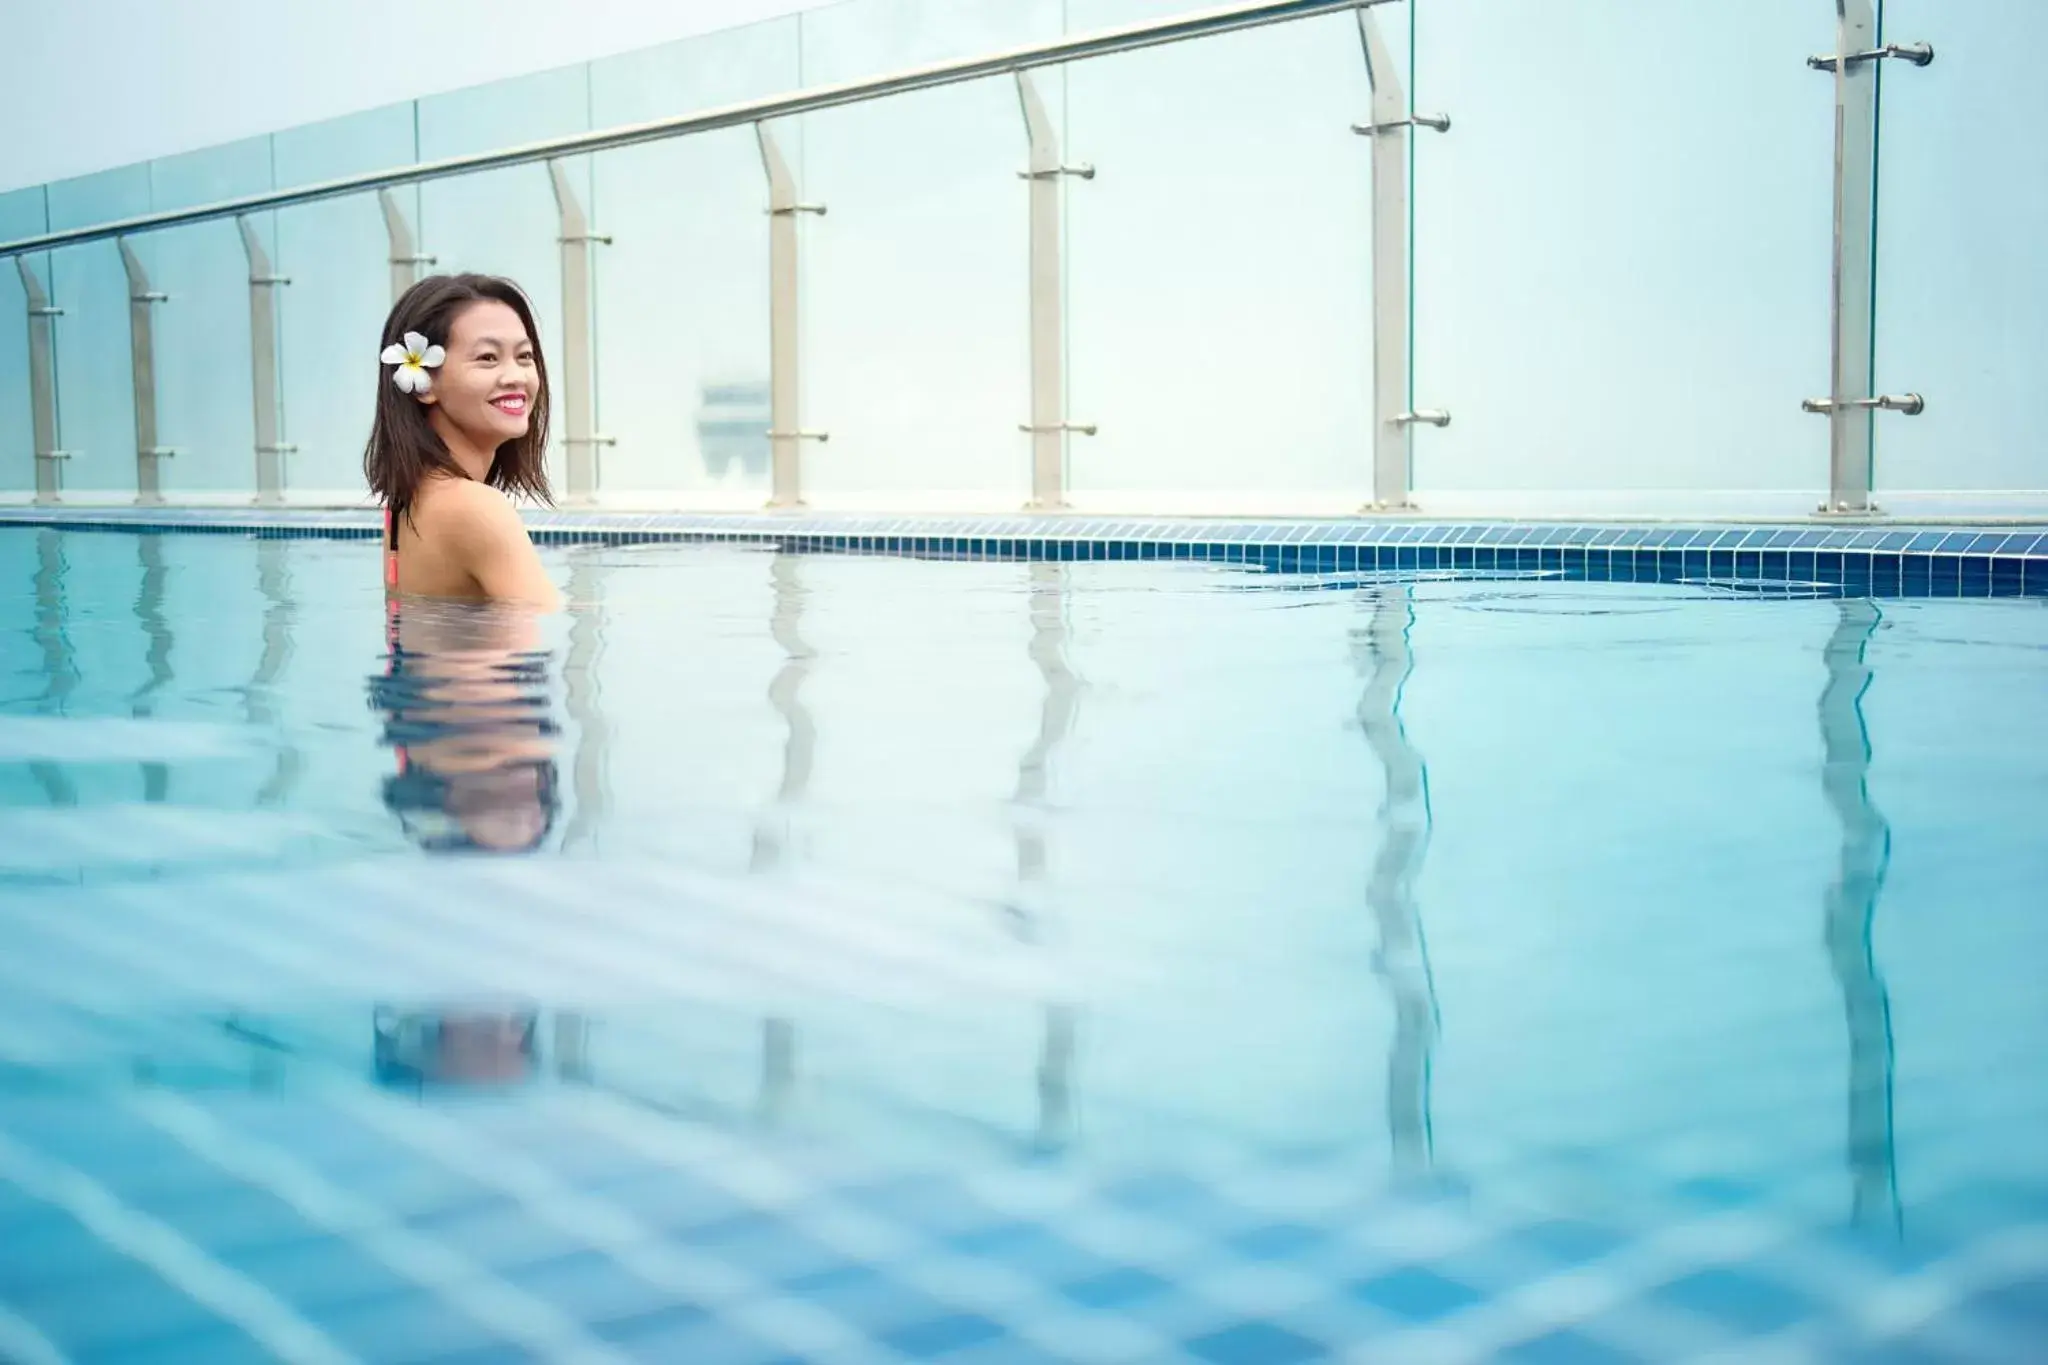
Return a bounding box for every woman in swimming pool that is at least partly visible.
[365,273,561,609]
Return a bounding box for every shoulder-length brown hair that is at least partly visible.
[363,273,553,527]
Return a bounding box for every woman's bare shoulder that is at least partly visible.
[413,477,523,543]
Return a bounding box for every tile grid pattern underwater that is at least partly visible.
[7,1090,2048,1364]
[1,506,2046,597]
[4,830,2048,1365]
[2,511,2046,1362]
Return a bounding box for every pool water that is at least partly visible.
[1,525,2045,1363]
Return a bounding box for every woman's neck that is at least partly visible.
[429,411,496,481]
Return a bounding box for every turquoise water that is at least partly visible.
[2,525,2046,1363]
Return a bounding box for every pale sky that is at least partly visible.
[0,0,834,192]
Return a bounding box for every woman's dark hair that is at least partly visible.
[364,273,553,528]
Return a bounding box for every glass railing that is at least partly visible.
[0,0,2041,520]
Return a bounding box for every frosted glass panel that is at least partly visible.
[590,14,799,123]
[804,0,1057,76]
[587,19,798,501]
[420,68,592,497]
[139,223,260,496]
[1412,1,1834,515]
[273,101,418,185]
[148,135,272,213]
[275,107,422,504]
[48,169,151,499]
[1064,12,1374,510]
[1873,0,2048,508]
[0,187,44,241]
[0,259,33,495]
[796,2,1057,506]
[797,75,1030,505]
[0,189,47,495]
[46,166,152,234]
[147,142,274,496]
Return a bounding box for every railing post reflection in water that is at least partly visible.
[130,534,172,804]
[1351,585,1439,1177]
[249,538,302,809]
[1016,562,1081,1153]
[749,553,816,878]
[1818,597,1898,1231]
[747,553,815,1124]
[28,529,77,807]
[560,551,611,857]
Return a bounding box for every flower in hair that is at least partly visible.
[381,331,445,394]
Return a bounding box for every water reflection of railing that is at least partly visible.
[249,538,302,808]
[27,530,76,807]
[130,534,171,804]
[560,551,610,854]
[1818,597,1899,1230]
[1353,585,1438,1176]
[748,553,814,1124]
[1016,562,1081,1152]
[749,554,815,876]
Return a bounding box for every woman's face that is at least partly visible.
[421,299,537,452]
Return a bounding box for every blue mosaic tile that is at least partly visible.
[3,508,2044,597]
[1497,1328,1638,1364]
[1348,1266,1487,1319]
[216,1236,421,1310]
[777,1265,960,1336]
[879,1311,1010,1356]
[1653,1267,1819,1333]
[1501,1218,1631,1266]
[1229,1222,1337,1261]
[513,1248,713,1325]
[1186,1320,1331,1365]
[1965,1279,2048,1331]
[20,1263,239,1355]
[1058,1266,1177,1310]
[0,1207,128,1292]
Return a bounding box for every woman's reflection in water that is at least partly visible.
[368,596,561,855]
[365,597,562,1090]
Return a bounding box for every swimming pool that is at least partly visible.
[1,522,2045,1362]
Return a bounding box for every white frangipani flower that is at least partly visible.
[380,331,445,394]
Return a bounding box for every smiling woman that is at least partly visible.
[364,272,561,609]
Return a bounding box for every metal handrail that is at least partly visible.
[0,0,1382,258]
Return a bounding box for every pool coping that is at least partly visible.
[4,504,2046,596]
